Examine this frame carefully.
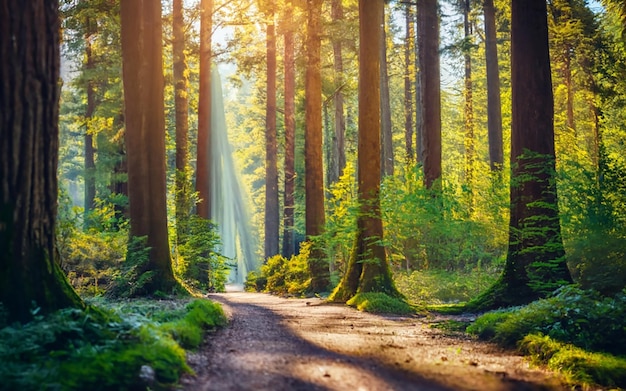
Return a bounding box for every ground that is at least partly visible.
[181,291,564,391]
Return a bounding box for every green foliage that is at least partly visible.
[244,270,266,292]
[395,267,500,305]
[520,334,626,388]
[346,292,414,315]
[259,242,312,296]
[161,300,227,349]
[107,236,153,298]
[176,216,229,292]
[467,286,626,355]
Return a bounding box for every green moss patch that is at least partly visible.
[346,292,414,314]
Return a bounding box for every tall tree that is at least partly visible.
[120,0,177,294]
[483,0,504,171]
[419,0,442,188]
[0,0,84,322]
[265,7,279,259]
[462,0,475,214]
[305,0,330,292]
[196,0,212,219]
[84,16,97,228]
[470,0,572,310]
[330,0,347,184]
[173,0,191,241]
[330,0,400,302]
[380,6,394,177]
[282,0,296,258]
[404,4,415,163]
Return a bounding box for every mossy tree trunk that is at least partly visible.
[0,0,84,323]
[120,0,177,294]
[330,0,400,303]
[469,0,572,310]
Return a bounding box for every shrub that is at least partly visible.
[346,292,414,315]
[259,242,312,296]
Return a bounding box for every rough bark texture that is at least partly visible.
[173,0,191,242]
[282,1,296,259]
[196,0,212,219]
[380,7,394,178]
[469,0,572,310]
[0,0,84,323]
[305,0,329,292]
[330,0,399,303]
[414,9,424,164]
[120,0,176,294]
[331,0,346,185]
[84,17,97,228]
[484,0,504,171]
[404,5,415,163]
[265,17,279,259]
[418,0,442,189]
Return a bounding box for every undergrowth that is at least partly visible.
[0,298,226,390]
[346,292,414,315]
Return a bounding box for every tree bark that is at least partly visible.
[196,0,213,219]
[0,0,84,322]
[120,0,177,294]
[484,0,504,171]
[173,0,191,242]
[419,0,442,188]
[463,0,475,215]
[84,17,97,229]
[282,0,296,258]
[404,5,415,163]
[380,6,394,177]
[330,0,399,303]
[331,0,346,185]
[305,0,329,292]
[265,14,279,259]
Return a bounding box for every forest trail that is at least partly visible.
[181,292,563,391]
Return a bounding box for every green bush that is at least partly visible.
[346,292,414,315]
[259,242,312,296]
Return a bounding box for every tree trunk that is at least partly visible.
[282,0,296,258]
[564,50,576,134]
[380,7,394,177]
[173,0,191,242]
[484,0,504,171]
[265,15,279,259]
[419,0,442,188]
[0,0,84,323]
[330,0,399,303]
[331,0,346,184]
[404,4,415,163]
[120,0,177,294]
[415,9,424,164]
[470,0,572,310]
[305,0,329,292]
[84,17,97,229]
[196,0,212,219]
[463,0,475,215]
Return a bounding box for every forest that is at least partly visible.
[1,0,626,390]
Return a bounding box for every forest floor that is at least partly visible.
[180,290,566,391]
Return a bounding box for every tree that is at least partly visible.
[282,0,296,258]
[469,0,572,310]
[380,6,394,177]
[305,0,330,292]
[462,0,476,214]
[418,0,442,188]
[404,4,415,163]
[196,0,212,219]
[84,16,97,228]
[265,7,279,259]
[330,0,347,185]
[330,0,400,302]
[0,0,84,322]
[120,0,177,294]
[483,0,504,171]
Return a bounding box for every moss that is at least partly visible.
[346,292,414,315]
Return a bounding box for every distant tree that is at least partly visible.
[470,0,572,310]
[0,0,84,322]
[84,15,97,228]
[380,6,394,177]
[418,0,442,188]
[330,0,400,302]
[404,4,415,163]
[120,0,177,294]
[305,0,330,292]
[282,0,296,258]
[330,0,346,184]
[196,0,212,219]
[483,0,504,171]
[264,6,279,259]
[462,0,476,214]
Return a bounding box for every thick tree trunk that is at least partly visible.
[305,0,329,292]
[120,0,177,294]
[331,0,346,184]
[484,0,504,171]
[84,17,97,229]
[330,0,399,303]
[470,0,572,310]
[265,16,279,259]
[419,0,442,188]
[196,0,212,219]
[415,10,424,164]
[282,1,296,258]
[463,0,475,215]
[380,7,394,178]
[173,0,191,241]
[0,0,84,322]
[404,5,415,163]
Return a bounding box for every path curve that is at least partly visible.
[182,292,563,391]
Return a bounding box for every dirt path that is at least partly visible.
[181,292,563,391]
